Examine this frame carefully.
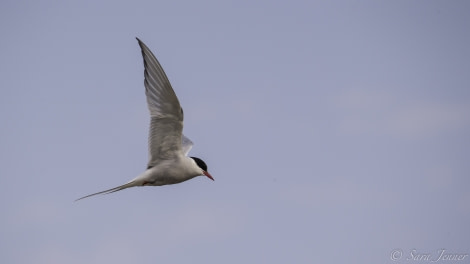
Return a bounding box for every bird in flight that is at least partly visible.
[76,38,213,201]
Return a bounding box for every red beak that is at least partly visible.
[204,171,214,181]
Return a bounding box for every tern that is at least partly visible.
[76,38,213,201]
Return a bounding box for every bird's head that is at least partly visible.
[190,157,214,181]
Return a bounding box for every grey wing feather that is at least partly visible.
[136,38,185,168]
[182,134,194,156]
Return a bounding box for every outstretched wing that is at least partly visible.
[136,38,185,168]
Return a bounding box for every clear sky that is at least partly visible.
[1,1,469,263]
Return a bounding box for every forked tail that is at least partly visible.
[75,180,138,201]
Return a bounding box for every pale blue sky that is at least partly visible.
[1,1,469,263]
